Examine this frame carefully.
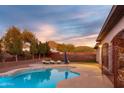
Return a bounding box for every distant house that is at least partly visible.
[22,42,30,52]
[50,48,59,53]
[50,48,63,54]
[95,5,124,87]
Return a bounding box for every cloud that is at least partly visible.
[69,34,98,47]
[35,24,56,42]
[55,34,98,47]
[0,5,112,47]
[71,34,98,40]
[35,23,98,47]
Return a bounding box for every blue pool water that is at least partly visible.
[0,68,79,88]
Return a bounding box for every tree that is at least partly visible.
[57,43,75,52]
[65,44,75,52]
[38,42,50,58]
[22,29,36,59]
[0,39,2,61]
[21,29,35,43]
[45,42,50,55]
[0,39,2,53]
[40,43,46,57]
[57,44,65,52]
[30,39,38,60]
[4,26,22,62]
[38,41,43,59]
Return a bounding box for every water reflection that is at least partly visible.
[65,71,69,79]
[8,69,52,87]
[24,74,31,81]
[0,68,79,88]
[23,69,52,82]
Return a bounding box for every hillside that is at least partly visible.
[48,41,95,52]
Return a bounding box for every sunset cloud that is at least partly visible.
[35,24,56,42]
[55,34,98,47]
[0,5,112,47]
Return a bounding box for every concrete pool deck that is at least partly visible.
[0,63,113,88]
[57,63,113,88]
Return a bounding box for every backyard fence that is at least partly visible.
[49,52,96,62]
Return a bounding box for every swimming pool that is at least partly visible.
[0,68,80,88]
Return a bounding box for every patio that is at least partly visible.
[57,63,113,88]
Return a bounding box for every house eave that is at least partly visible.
[96,5,124,42]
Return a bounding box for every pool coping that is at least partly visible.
[0,64,78,77]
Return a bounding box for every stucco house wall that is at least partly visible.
[96,16,124,72]
[101,17,124,44]
[96,46,102,64]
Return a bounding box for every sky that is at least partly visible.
[0,5,112,47]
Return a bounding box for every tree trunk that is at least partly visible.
[32,54,34,60]
[15,55,18,62]
[43,54,45,58]
[39,54,40,60]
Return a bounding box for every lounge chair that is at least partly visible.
[42,60,50,64]
[56,60,62,64]
[50,60,56,64]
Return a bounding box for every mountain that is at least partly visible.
[48,41,58,49]
[48,41,95,52]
